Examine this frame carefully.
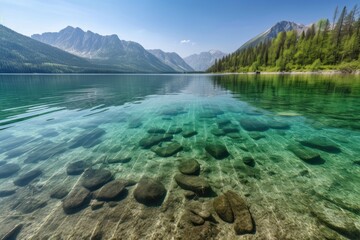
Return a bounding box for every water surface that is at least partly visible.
[0,74,359,239]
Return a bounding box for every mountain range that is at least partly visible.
[184,50,227,71]
[147,49,194,72]
[237,21,308,51]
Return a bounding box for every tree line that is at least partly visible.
[208,5,360,73]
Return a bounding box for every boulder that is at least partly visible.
[189,212,205,226]
[147,128,166,134]
[288,144,325,165]
[222,126,239,134]
[211,129,226,137]
[14,197,47,214]
[178,159,200,175]
[50,186,69,199]
[217,119,231,128]
[152,142,183,157]
[300,137,341,153]
[66,161,86,175]
[174,174,212,196]
[69,128,105,149]
[14,169,42,186]
[139,134,173,149]
[167,127,182,134]
[205,144,229,160]
[1,224,23,240]
[133,177,166,206]
[240,119,269,132]
[62,187,91,214]
[182,130,198,138]
[81,168,113,190]
[248,132,265,140]
[243,157,256,167]
[0,188,16,197]
[0,163,20,178]
[267,120,290,130]
[107,157,131,164]
[225,191,254,235]
[213,194,234,223]
[95,180,127,201]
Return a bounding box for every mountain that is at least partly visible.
[0,24,108,73]
[237,21,308,51]
[148,49,194,72]
[31,26,175,72]
[184,50,226,71]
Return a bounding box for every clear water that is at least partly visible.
[0,74,359,239]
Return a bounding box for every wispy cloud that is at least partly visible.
[180,39,191,44]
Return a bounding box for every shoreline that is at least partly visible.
[216,70,360,75]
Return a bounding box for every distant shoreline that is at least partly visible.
[213,70,360,75]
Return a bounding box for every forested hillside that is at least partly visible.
[209,5,360,73]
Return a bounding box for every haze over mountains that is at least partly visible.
[184,50,227,71]
[0,20,309,73]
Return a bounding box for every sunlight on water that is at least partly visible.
[0,74,359,239]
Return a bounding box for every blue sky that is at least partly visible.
[0,0,358,57]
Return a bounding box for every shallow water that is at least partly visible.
[0,74,359,239]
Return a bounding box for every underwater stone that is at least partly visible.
[50,186,69,199]
[1,223,23,240]
[14,169,42,186]
[217,119,231,128]
[24,142,67,164]
[184,190,197,200]
[211,128,226,137]
[66,161,86,175]
[300,137,341,153]
[0,160,6,166]
[243,157,256,167]
[128,119,142,128]
[90,200,104,210]
[189,211,205,226]
[167,127,182,134]
[69,128,106,149]
[174,174,212,196]
[0,163,20,178]
[107,157,131,164]
[225,191,254,235]
[248,132,265,140]
[222,126,239,134]
[287,144,325,165]
[182,130,198,138]
[191,209,212,220]
[62,187,91,214]
[199,112,217,118]
[227,133,244,139]
[205,144,229,160]
[267,120,290,130]
[95,180,127,201]
[0,188,16,197]
[81,168,113,191]
[147,128,166,134]
[139,134,173,149]
[213,194,234,223]
[178,159,200,175]
[240,119,269,132]
[152,142,183,157]
[133,177,166,206]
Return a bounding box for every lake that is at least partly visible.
[0,74,359,239]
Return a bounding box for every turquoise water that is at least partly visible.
[0,74,359,239]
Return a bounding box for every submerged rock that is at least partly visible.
[167,127,182,134]
[288,144,325,165]
[178,159,200,175]
[199,112,217,118]
[240,119,269,132]
[107,157,131,164]
[128,119,142,128]
[225,191,254,235]
[0,163,20,178]
[182,130,198,138]
[300,137,341,153]
[66,161,86,175]
[213,194,234,223]
[139,134,173,149]
[211,129,226,137]
[62,187,91,214]
[133,177,166,206]
[14,169,42,186]
[14,197,47,214]
[0,188,16,197]
[248,132,265,140]
[95,180,127,201]
[189,211,205,226]
[152,142,183,157]
[205,144,229,160]
[81,168,113,190]
[0,160,7,166]
[147,128,166,134]
[174,174,212,196]
[50,186,69,199]
[1,223,23,240]
[267,120,290,130]
[24,142,67,163]
[243,157,256,167]
[69,128,106,149]
[217,119,231,128]
[222,126,239,134]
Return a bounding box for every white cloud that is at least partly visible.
[180,39,191,44]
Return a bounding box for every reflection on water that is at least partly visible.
[0,74,359,239]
